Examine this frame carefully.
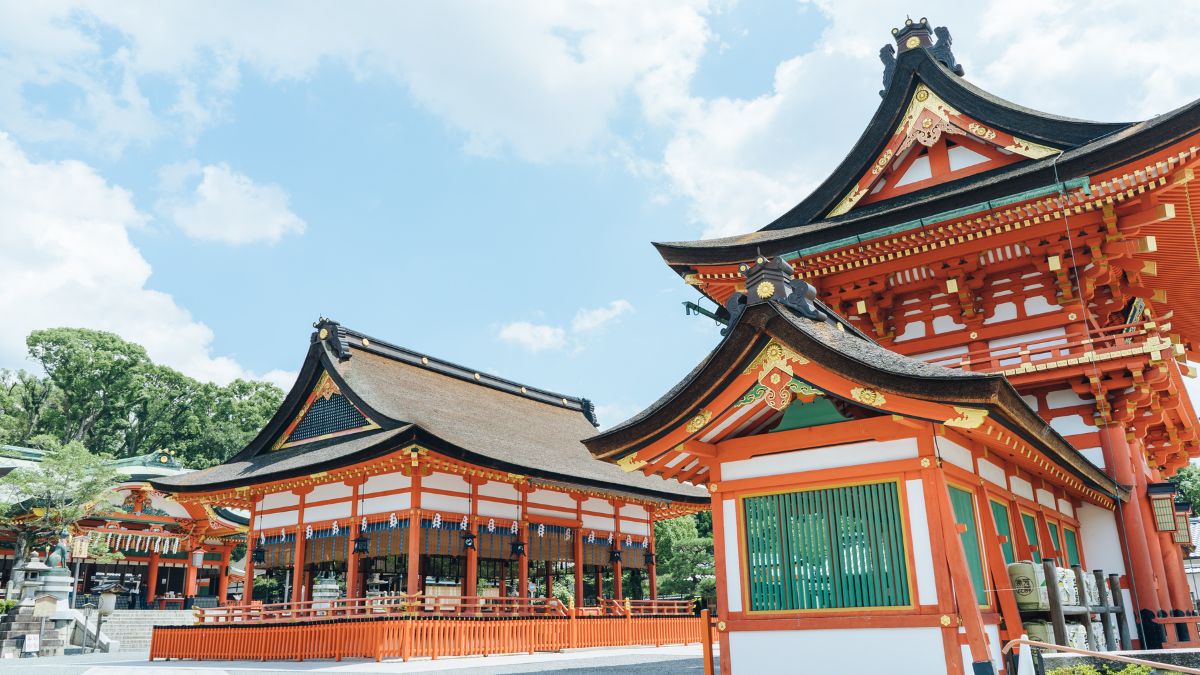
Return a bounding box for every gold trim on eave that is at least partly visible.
[685,409,713,433]
[616,454,649,473]
[850,387,886,407]
[944,407,989,429]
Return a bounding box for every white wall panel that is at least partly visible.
[580,514,616,532]
[723,499,742,613]
[978,459,1006,488]
[1037,489,1056,509]
[260,492,300,510]
[304,502,351,523]
[620,520,649,537]
[309,482,353,503]
[477,499,520,520]
[479,481,519,500]
[422,493,470,515]
[360,493,410,516]
[1010,476,1034,501]
[425,472,469,494]
[727,627,946,674]
[937,438,974,473]
[720,438,919,481]
[582,497,614,514]
[906,479,938,605]
[363,473,410,494]
[530,489,577,509]
[259,510,298,529]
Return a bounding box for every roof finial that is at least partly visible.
[880,18,964,98]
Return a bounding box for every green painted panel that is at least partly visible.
[1021,513,1042,563]
[742,482,909,611]
[773,397,850,432]
[1064,528,1080,567]
[990,501,1015,565]
[948,486,987,605]
[1048,522,1061,559]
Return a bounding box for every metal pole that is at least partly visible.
[70,558,81,609]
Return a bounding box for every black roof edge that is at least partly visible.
[317,319,599,426]
[759,48,1130,232]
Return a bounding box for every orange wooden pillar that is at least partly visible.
[518,521,530,599]
[217,546,231,604]
[464,479,481,598]
[612,500,623,600]
[929,467,993,672]
[292,488,310,606]
[184,549,201,599]
[406,469,423,596]
[573,526,584,606]
[243,502,257,606]
[146,549,160,605]
[708,470,731,675]
[345,479,363,600]
[1100,425,1162,618]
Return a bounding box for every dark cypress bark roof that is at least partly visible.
[151,320,706,504]
[583,299,1125,502]
[652,46,1200,268]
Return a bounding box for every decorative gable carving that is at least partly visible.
[272,371,379,451]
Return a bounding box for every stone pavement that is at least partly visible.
[0,644,718,674]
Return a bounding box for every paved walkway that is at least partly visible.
[0,644,717,674]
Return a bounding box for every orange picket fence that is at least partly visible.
[150,610,711,662]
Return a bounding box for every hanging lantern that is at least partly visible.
[191,549,205,567]
[510,540,526,558]
[487,518,495,533]
[252,543,266,564]
[609,549,622,564]
[462,531,477,550]
[353,534,370,554]
[389,513,398,528]
[644,552,655,566]
[1149,483,1180,532]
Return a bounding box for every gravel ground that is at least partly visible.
[0,644,718,674]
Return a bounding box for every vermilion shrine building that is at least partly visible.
[586,18,1200,675]
[149,319,707,609]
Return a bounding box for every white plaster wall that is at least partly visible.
[424,472,469,494]
[623,505,648,520]
[423,493,470,514]
[723,499,742,613]
[361,493,410,515]
[1046,389,1088,409]
[1025,295,1058,316]
[728,627,947,674]
[304,502,351,523]
[720,438,919,481]
[1077,502,1136,633]
[1050,414,1099,436]
[620,520,649,537]
[580,514,616,532]
[906,478,938,605]
[1057,499,1074,517]
[479,481,519,500]
[978,459,1006,488]
[984,302,1018,325]
[477,499,520,520]
[530,489,577,509]
[932,315,965,333]
[260,492,300,510]
[309,482,353,503]
[582,497,614,514]
[363,473,411,494]
[910,345,968,362]
[1037,489,1056,510]
[937,438,974,473]
[259,510,298,528]
[988,327,1065,349]
[1010,477,1034,501]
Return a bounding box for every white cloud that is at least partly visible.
[159,162,306,245]
[0,2,713,161]
[500,299,635,354]
[571,299,634,333]
[0,132,291,386]
[497,322,568,354]
[658,1,1200,239]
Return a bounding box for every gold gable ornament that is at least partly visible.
[616,454,648,473]
[944,406,989,429]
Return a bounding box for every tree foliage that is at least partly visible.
[1169,463,1200,515]
[1,327,284,468]
[653,514,715,607]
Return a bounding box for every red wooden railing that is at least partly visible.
[151,609,712,662]
[194,595,690,624]
[921,319,1164,374]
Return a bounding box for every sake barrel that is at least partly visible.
[1008,561,1049,610]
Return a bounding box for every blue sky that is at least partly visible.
[3,2,1199,427]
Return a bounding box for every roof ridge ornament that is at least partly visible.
[880,18,964,97]
[738,256,826,322]
[312,317,352,361]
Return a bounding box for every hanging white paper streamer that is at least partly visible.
[432,513,442,529]
[537,523,545,538]
[587,531,595,544]
[361,516,368,531]
[305,526,313,540]
[510,521,518,535]
[388,513,398,528]
[564,528,571,540]
[487,518,495,533]
[607,532,613,544]
[332,521,340,536]
[625,535,632,547]
[460,515,468,531]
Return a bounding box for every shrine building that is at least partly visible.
[585,17,1200,675]
[149,318,707,609]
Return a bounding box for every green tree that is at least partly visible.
[653,515,715,606]
[26,328,149,446]
[0,370,60,446]
[0,437,121,584]
[1170,463,1200,514]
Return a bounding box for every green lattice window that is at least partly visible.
[948,486,987,605]
[1021,513,1041,563]
[1048,522,1061,558]
[1063,527,1080,566]
[742,482,910,612]
[990,500,1015,565]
